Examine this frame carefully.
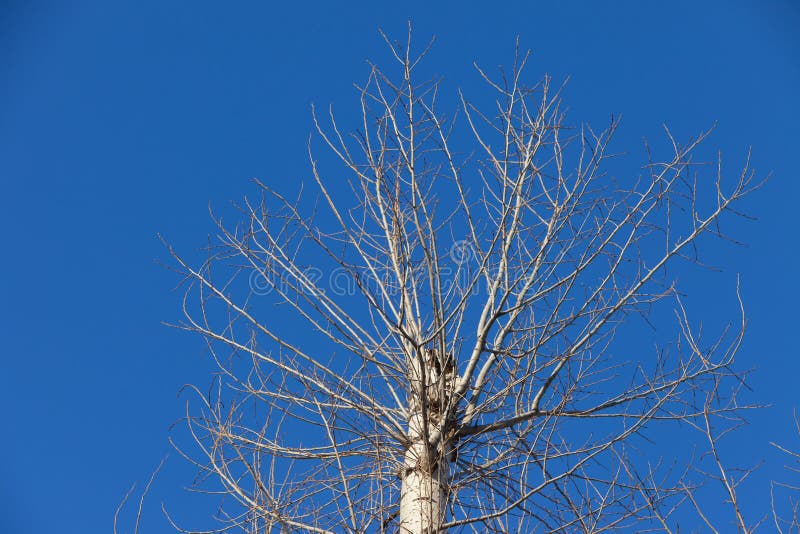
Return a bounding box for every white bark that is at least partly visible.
[399,349,455,533]
[399,413,448,533]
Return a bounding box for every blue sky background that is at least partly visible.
[1,1,798,532]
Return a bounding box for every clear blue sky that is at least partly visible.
[1,1,798,532]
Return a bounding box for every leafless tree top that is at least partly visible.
[159,30,765,533]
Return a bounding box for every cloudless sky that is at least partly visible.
[1,1,798,532]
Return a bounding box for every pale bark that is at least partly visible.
[399,415,448,533]
[400,350,455,533]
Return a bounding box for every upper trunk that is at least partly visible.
[399,348,457,533]
[399,425,449,533]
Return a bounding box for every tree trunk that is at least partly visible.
[399,349,454,533]
[399,412,448,533]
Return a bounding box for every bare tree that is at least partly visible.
[163,30,762,533]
